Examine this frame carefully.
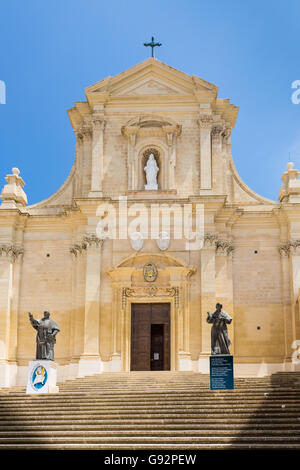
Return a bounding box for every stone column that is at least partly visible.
[198,116,213,191]
[89,118,106,197]
[78,235,104,376]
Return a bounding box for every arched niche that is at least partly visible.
[138,144,165,191]
[121,115,181,191]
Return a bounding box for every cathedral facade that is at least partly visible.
[1,58,300,387]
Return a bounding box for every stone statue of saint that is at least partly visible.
[206,303,232,355]
[144,154,159,190]
[28,311,60,361]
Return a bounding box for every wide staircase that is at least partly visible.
[0,371,300,449]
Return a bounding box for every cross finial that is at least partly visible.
[144,36,162,58]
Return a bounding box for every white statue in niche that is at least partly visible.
[144,154,159,190]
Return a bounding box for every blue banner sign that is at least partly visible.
[210,355,234,390]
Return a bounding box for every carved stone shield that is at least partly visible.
[157,231,170,251]
[143,263,158,282]
[130,232,144,251]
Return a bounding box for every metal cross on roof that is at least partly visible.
[144,36,162,58]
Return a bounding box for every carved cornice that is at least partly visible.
[0,244,24,262]
[121,122,181,145]
[122,285,179,309]
[124,286,178,298]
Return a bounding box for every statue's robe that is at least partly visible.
[31,317,60,361]
[207,310,232,355]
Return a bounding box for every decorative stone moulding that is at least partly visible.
[215,239,235,257]
[70,235,105,256]
[279,240,300,257]
[0,244,24,262]
[211,126,224,141]
[203,232,219,247]
[83,234,105,248]
[122,286,179,308]
[198,115,213,129]
[121,116,182,142]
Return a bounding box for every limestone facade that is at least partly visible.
[1,58,300,386]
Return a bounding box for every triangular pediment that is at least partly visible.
[112,78,186,96]
[85,58,218,102]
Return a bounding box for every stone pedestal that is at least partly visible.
[26,361,59,394]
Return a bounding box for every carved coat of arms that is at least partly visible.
[143,263,158,282]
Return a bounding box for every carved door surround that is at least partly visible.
[107,252,196,371]
[121,115,182,191]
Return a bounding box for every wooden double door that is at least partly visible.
[131,303,170,371]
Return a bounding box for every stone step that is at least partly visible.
[0,410,299,423]
[0,443,299,450]
[3,389,299,398]
[1,402,298,410]
[0,436,299,444]
[0,405,298,414]
[0,429,299,437]
[0,372,299,449]
[0,414,299,428]
[1,423,300,430]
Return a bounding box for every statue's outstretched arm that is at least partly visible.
[28,312,39,329]
[206,312,214,323]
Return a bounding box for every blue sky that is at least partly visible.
[0,0,299,204]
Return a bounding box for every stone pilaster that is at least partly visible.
[199,233,218,354]
[211,125,225,194]
[74,130,84,197]
[81,124,93,196]
[89,117,106,197]
[0,244,23,387]
[121,126,138,190]
[215,238,235,355]
[279,242,294,359]
[163,125,180,191]
[71,234,104,376]
[198,115,213,191]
